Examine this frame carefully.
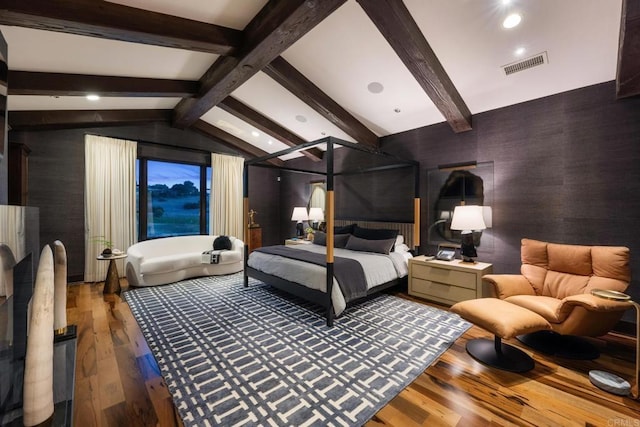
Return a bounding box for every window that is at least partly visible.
[136,159,211,240]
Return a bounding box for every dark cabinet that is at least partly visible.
[248,227,262,253]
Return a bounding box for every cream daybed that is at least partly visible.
[125,235,243,287]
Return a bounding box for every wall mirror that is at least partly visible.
[307,181,326,229]
[427,161,494,251]
[307,181,326,212]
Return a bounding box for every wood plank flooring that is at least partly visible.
[68,279,640,426]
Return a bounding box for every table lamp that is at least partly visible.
[450,205,486,262]
[588,289,639,399]
[308,207,324,229]
[291,207,308,237]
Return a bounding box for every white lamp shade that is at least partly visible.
[482,206,492,228]
[450,205,486,231]
[308,207,324,221]
[291,207,308,221]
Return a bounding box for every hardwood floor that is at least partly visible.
[69,279,640,426]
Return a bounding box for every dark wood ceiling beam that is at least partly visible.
[219,96,323,162]
[356,0,472,133]
[191,120,284,167]
[8,71,199,97]
[173,0,347,128]
[0,0,241,54]
[263,57,379,149]
[616,0,640,98]
[8,109,171,131]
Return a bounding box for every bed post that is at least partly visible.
[326,138,335,327]
[413,163,420,254]
[243,162,249,288]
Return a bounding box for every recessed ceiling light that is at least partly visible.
[367,82,384,94]
[295,115,307,123]
[394,108,401,113]
[251,131,260,137]
[515,47,525,56]
[503,13,521,29]
[86,94,100,101]
[321,132,326,136]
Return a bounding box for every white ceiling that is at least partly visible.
[1,0,623,159]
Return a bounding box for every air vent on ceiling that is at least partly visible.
[502,51,548,76]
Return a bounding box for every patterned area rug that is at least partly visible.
[124,273,470,427]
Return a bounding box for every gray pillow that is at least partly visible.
[314,232,350,248]
[353,225,398,241]
[345,235,395,255]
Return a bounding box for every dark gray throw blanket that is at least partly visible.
[254,245,368,302]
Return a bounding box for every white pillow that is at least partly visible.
[394,243,410,253]
[394,235,404,248]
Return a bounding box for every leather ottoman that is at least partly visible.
[451,298,551,372]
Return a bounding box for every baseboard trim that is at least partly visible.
[69,274,84,283]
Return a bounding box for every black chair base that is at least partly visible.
[516,330,600,360]
[466,336,535,373]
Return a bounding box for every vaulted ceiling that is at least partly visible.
[0,0,636,162]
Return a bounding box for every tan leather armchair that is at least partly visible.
[483,238,632,358]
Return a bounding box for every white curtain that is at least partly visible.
[0,206,25,296]
[210,153,244,239]
[84,135,137,282]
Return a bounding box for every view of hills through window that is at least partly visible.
[136,160,211,239]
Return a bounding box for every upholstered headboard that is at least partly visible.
[334,219,415,248]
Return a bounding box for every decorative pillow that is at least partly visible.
[353,225,399,241]
[213,235,232,250]
[394,243,411,253]
[334,223,356,235]
[314,231,326,246]
[345,235,395,255]
[313,232,350,248]
[335,234,351,248]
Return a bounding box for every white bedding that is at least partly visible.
[247,244,411,316]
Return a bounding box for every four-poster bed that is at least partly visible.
[243,136,420,326]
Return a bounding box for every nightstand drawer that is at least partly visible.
[411,264,476,290]
[410,278,476,302]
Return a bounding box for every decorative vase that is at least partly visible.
[307,232,314,241]
[53,240,67,334]
[23,245,55,426]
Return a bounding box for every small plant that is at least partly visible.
[305,227,314,235]
[91,235,114,255]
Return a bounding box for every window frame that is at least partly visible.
[137,156,211,241]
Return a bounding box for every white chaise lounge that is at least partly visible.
[125,235,243,287]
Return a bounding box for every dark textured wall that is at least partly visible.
[9,122,250,280]
[247,167,281,247]
[6,80,640,329]
[283,81,640,325]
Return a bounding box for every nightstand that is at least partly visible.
[408,256,493,305]
[248,226,262,253]
[285,238,313,246]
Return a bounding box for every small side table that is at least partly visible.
[97,253,127,294]
[589,289,639,399]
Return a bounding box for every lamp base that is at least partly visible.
[295,222,304,237]
[460,256,477,263]
[589,370,631,396]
